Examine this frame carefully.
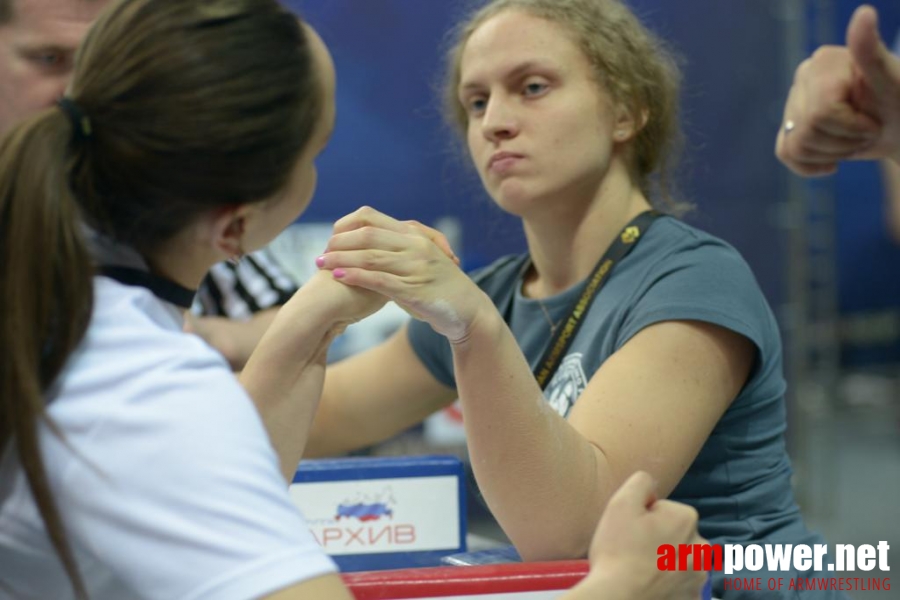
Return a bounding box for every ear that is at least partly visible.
[613,105,649,143]
[207,204,254,259]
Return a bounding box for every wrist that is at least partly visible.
[445,292,503,348]
[247,275,345,365]
[279,271,353,330]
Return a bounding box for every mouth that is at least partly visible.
[487,152,525,174]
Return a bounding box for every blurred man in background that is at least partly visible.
[0,0,299,370]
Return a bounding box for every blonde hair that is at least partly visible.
[443,0,688,214]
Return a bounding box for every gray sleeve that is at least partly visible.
[407,318,456,388]
[615,241,775,356]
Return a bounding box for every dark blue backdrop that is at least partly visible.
[287,0,900,365]
[833,0,900,364]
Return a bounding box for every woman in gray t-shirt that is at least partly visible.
[313,1,845,597]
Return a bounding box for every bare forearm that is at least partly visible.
[243,354,331,481]
[240,280,346,480]
[451,310,612,560]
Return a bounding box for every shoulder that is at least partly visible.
[636,216,758,283]
[642,216,735,254]
[614,216,777,346]
[51,277,249,444]
[89,276,232,374]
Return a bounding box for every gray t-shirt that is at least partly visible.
[409,217,844,599]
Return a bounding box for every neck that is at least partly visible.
[521,170,651,299]
[145,234,218,292]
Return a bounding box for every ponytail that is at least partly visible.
[0,110,94,599]
[0,1,320,596]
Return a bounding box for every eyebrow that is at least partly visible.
[16,42,76,55]
[459,60,559,94]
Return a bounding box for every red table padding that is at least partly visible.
[341,560,590,599]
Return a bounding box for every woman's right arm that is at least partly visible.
[239,270,385,478]
[240,268,456,470]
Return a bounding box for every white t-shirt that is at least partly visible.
[0,277,335,600]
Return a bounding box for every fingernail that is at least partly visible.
[333,268,346,279]
[315,255,326,268]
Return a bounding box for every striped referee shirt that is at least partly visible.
[192,248,298,318]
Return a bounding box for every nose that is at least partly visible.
[480,95,519,143]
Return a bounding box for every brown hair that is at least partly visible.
[443,0,687,213]
[0,0,322,597]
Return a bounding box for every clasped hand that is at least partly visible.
[316,206,486,344]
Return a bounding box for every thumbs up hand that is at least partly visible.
[776,5,900,176]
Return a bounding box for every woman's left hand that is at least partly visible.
[317,207,487,344]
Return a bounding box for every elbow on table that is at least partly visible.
[513,528,592,563]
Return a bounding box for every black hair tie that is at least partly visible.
[57,97,93,142]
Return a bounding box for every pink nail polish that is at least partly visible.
[333,268,346,279]
[315,255,326,268]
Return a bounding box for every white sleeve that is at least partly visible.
[54,348,334,600]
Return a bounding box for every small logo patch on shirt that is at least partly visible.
[544,353,587,417]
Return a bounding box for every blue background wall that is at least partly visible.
[287,0,900,365]
[832,0,900,364]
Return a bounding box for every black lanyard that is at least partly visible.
[504,210,661,389]
[99,266,196,309]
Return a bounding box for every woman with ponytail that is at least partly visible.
[0,1,378,597]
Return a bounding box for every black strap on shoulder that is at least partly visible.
[99,266,196,309]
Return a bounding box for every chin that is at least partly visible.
[490,181,554,216]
